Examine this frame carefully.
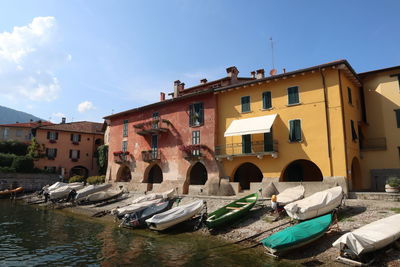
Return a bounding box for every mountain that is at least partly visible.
[0,105,42,124]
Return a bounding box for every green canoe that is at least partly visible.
[261,213,332,255]
[205,193,258,229]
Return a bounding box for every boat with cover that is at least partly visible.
[284,186,343,220]
[205,193,259,229]
[131,189,175,204]
[74,183,112,201]
[332,214,400,257]
[113,198,164,219]
[43,182,68,194]
[146,200,205,231]
[0,187,24,198]
[121,199,175,228]
[78,188,124,204]
[49,183,84,200]
[276,185,305,206]
[261,213,332,255]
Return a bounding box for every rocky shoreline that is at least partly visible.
[29,192,400,266]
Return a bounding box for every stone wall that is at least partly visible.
[0,173,60,192]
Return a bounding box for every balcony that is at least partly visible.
[360,137,387,151]
[141,150,160,163]
[215,140,278,160]
[133,118,171,136]
[179,144,204,161]
[113,151,130,164]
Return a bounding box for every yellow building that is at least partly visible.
[214,60,364,194]
[358,66,400,191]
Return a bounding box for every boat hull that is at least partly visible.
[0,187,24,198]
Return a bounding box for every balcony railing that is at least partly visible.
[179,144,204,161]
[142,150,161,162]
[215,140,278,160]
[133,118,171,136]
[360,137,387,151]
[113,151,130,163]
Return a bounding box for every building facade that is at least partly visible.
[0,121,52,142]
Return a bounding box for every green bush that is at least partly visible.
[0,141,28,156]
[87,175,105,185]
[69,175,85,183]
[0,166,16,173]
[387,177,400,188]
[0,153,16,167]
[11,156,34,172]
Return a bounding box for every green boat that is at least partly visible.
[205,193,258,229]
[261,213,332,255]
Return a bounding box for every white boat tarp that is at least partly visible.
[277,185,305,206]
[74,184,112,201]
[146,200,204,231]
[332,214,400,256]
[131,189,175,204]
[284,186,343,220]
[84,189,123,203]
[49,183,84,200]
[45,182,68,193]
[112,198,164,217]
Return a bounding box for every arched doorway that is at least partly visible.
[144,164,163,191]
[70,166,89,178]
[183,162,208,194]
[350,157,361,191]
[116,165,132,182]
[233,162,263,191]
[280,159,323,182]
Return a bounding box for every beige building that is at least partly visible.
[0,121,53,142]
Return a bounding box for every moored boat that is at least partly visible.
[79,189,124,204]
[74,184,112,201]
[0,187,24,198]
[48,183,84,200]
[146,200,205,231]
[112,198,164,219]
[121,199,175,228]
[284,186,343,220]
[205,193,258,229]
[131,189,175,204]
[261,213,332,255]
[276,185,305,206]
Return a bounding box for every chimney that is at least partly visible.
[178,82,185,92]
[16,121,19,124]
[30,119,33,122]
[173,80,180,98]
[250,71,256,79]
[226,66,239,80]
[256,69,265,79]
[160,92,165,101]
[200,78,207,84]
[61,117,66,124]
[283,68,286,74]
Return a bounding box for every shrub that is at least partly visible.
[11,156,34,172]
[0,166,16,173]
[0,141,29,156]
[0,153,16,167]
[69,175,85,183]
[386,177,400,188]
[87,175,105,185]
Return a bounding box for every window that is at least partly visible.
[47,131,58,141]
[122,140,128,160]
[151,135,158,158]
[69,150,80,160]
[241,96,250,112]
[123,119,128,137]
[192,130,200,156]
[288,86,299,105]
[395,109,400,128]
[71,133,81,143]
[242,134,251,153]
[262,91,272,109]
[347,87,353,105]
[152,112,159,129]
[264,129,273,152]
[16,129,22,137]
[3,128,9,139]
[351,120,358,141]
[189,102,204,126]
[46,148,57,159]
[289,119,302,142]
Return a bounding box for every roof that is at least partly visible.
[358,65,400,77]
[37,121,104,134]
[0,121,53,128]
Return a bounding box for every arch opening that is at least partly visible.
[116,165,132,182]
[183,162,208,194]
[70,166,89,178]
[144,164,163,191]
[233,162,263,191]
[280,159,323,182]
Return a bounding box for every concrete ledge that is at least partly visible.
[348,192,400,201]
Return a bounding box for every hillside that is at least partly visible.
[0,105,42,124]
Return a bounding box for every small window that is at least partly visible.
[347,87,353,105]
[69,150,80,159]
[262,91,272,109]
[289,119,302,142]
[47,131,58,140]
[241,96,250,112]
[192,130,201,156]
[123,120,128,137]
[189,102,204,126]
[288,86,299,105]
[46,148,57,159]
[395,109,400,128]
[122,140,128,152]
[71,134,81,143]
[351,120,358,141]
[242,134,251,153]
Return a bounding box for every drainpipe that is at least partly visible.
[338,69,350,189]
[319,68,333,177]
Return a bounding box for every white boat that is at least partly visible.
[131,189,175,204]
[112,198,164,219]
[80,189,124,204]
[44,182,68,193]
[284,186,343,220]
[146,200,205,231]
[49,183,84,200]
[74,184,112,201]
[333,214,400,256]
[276,185,305,206]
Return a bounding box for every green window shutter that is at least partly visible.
[289,120,295,142]
[189,104,194,126]
[289,119,301,142]
[241,96,250,112]
[242,134,251,153]
[294,120,301,141]
[262,91,272,109]
[396,109,400,128]
[264,130,273,151]
[288,86,299,105]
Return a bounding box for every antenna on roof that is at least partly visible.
[269,37,277,76]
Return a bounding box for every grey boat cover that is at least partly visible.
[332,214,400,256]
[74,183,112,201]
[131,189,175,204]
[49,183,84,199]
[277,185,305,206]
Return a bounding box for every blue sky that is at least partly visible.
[0,0,399,123]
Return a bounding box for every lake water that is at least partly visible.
[0,200,297,267]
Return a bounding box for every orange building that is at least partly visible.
[34,121,104,178]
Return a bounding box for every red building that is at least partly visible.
[105,67,252,194]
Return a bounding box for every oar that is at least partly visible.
[234,220,291,244]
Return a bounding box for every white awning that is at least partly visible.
[224,114,277,137]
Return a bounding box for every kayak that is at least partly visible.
[261,213,332,255]
[205,193,258,229]
[0,187,24,198]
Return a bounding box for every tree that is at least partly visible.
[97,145,108,175]
[27,138,45,159]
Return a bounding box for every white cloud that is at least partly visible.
[77,101,95,113]
[50,112,65,123]
[0,16,67,102]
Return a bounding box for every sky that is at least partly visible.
[0,0,399,123]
